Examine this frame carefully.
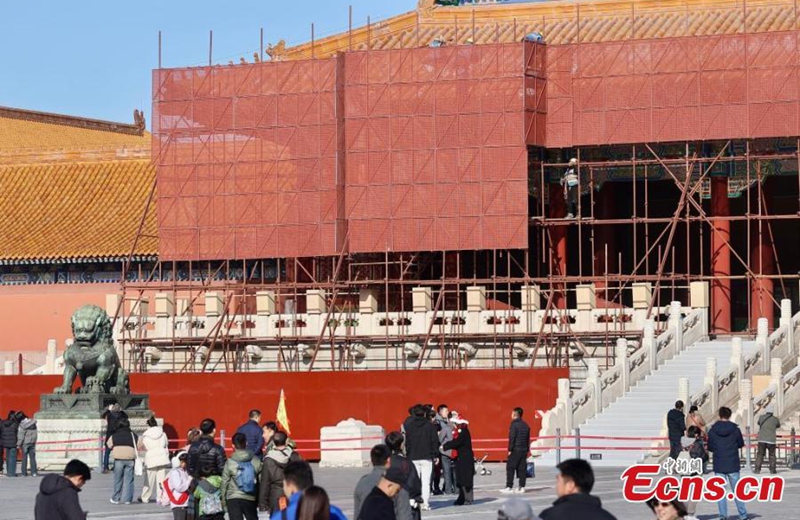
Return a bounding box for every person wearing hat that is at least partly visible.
[645,497,699,520]
[442,417,475,506]
[561,158,580,218]
[755,403,780,474]
[358,465,405,520]
[498,497,540,520]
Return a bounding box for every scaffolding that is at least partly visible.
[115,4,800,375]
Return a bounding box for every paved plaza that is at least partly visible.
[2,463,798,519]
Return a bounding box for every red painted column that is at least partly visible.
[549,183,567,309]
[710,177,731,333]
[594,183,618,303]
[751,183,775,328]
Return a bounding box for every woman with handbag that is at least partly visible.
[107,416,139,505]
[138,415,171,503]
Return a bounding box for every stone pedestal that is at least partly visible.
[35,393,154,471]
[319,418,384,468]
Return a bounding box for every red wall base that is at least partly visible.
[0,368,565,459]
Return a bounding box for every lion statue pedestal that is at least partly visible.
[34,305,157,471]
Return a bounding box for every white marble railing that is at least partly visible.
[533,303,708,451]
[647,301,799,458]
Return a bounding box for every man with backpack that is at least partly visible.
[678,425,706,516]
[259,431,300,515]
[221,433,262,520]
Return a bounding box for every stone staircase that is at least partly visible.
[538,339,757,467]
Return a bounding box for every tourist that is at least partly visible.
[188,418,227,478]
[539,459,617,520]
[182,428,201,454]
[271,460,347,520]
[107,416,138,504]
[404,404,439,511]
[357,466,406,520]
[353,444,392,520]
[263,420,296,453]
[685,405,706,439]
[755,404,780,475]
[138,415,171,503]
[0,410,19,476]
[502,406,531,494]
[194,464,224,520]
[102,404,126,473]
[667,401,686,460]
[260,431,301,514]
[221,432,261,520]
[236,409,264,456]
[434,404,456,495]
[645,498,699,520]
[678,426,706,516]
[561,158,579,218]
[442,417,475,506]
[498,497,540,520]
[385,431,421,520]
[16,411,38,477]
[34,459,91,520]
[163,452,193,520]
[297,485,334,520]
[707,406,747,520]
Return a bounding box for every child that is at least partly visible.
[162,452,192,520]
[193,464,224,520]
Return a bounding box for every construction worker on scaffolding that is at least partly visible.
[561,158,580,218]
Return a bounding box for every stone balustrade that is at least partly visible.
[646,301,800,459]
[533,301,709,452]
[108,283,692,344]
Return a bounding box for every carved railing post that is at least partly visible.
[731,337,744,383]
[616,338,630,392]
[740,379,754,432]
[705,357,719,413]
[757,317,770,373]
[557,378,573,433]
[669,301,683,352]
[586,359,602,415]
[781,299,794,356]
[644,318,657,372]
[678,377,690,407]
[771,358,785,416]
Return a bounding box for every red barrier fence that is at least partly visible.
[0,368,564,462]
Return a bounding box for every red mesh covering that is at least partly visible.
[154,42,544,260]
[153,59,342,260]
[344,43,538,253]
[546,30,800,147]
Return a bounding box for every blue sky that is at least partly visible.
[0,0,416,125]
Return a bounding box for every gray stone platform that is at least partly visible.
[3,464,800,519]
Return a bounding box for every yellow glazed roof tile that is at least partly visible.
[0,159,157,262]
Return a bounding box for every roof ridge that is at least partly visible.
[0,105,146,137]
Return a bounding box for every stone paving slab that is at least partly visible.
[1,464,797,519]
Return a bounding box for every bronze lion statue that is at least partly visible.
[54,304,130,395]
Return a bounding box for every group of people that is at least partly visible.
[34,409,346,520]
[0,409,38,477]
[667,400,781,520]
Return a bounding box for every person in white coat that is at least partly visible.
[138,415,171,503]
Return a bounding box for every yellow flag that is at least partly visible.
[276,388,291,434]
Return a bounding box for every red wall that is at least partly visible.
[0,368,565,458]
[0,284,114,353]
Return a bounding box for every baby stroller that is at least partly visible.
[474,453,492,476]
